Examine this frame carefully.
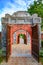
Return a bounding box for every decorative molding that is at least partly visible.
[8,18,32,24]
[33,17,41,24]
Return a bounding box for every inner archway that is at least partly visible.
[11,29,31,57]
[13,29,31,44]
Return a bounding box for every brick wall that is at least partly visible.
[32,24,39,61]
[6,24,32,54]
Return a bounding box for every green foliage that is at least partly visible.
[19,34,25,39]
[40,57,43,65]
[27,0,43,17]
[41,19,43,31]
[0,49,3,63]
[27,0,43,30]
[39,40,43,57]
[0,49,2,54]
[41,40,43,48]
[39,48,43,57]
[0,57,3,64]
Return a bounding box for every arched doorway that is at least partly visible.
[17,34,27,44]
[11,29,31,57]
[6,24,40,62]
[13,29,31,45]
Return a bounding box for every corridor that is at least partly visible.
[11,43,31,57]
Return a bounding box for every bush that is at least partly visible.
[39,48,43,57]
[40,57,43,65]
[0,57,3,64]
[41,40,43,48]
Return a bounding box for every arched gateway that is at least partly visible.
[1,11,41,62]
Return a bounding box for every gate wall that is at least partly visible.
[32,24,39,62]
[10,24,32,44]
[6,24,32,55]
[1,11,41,62]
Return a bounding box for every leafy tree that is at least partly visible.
[27,0,43,30]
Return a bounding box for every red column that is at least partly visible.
[10,27,12,54]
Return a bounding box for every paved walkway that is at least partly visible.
[0,44,42,65]
[1,57,42,65]
[11,44,31,57]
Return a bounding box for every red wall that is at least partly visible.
[6,24,43,55]
[7,24,32,54]
[10,24,32,44]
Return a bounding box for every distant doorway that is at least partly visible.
[11,32,31,57]
[17,34,27,44]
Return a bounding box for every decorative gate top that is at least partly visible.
[1,11,41,25]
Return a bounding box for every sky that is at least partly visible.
[0,0,34,31]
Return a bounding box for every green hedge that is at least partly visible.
[41,40,43,48]
[0,57,3,64]
[40,57,43,65]
[0,49,3,64]
[39,48,43,57]
[39,40,43,57]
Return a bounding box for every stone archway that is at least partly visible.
[11,32,31,57]
[1,11,41,62]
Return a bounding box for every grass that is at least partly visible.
[40,57,43,65]
[39,48,43,65]
[0,48,3,64]
[0,56,4,64]
[0,48,6,64]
